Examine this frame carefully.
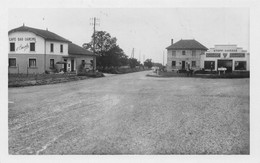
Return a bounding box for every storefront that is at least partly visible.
[201,45,249,72]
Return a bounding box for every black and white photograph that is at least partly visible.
[1,0,260,163]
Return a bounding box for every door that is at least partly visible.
[64,59,67,72]
[182,61,185,70]
[71,60,74,72]
[217,60,232,72]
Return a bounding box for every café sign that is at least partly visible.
[9,37,36,42]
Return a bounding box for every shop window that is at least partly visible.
[50,43,54,52]
[60,44,63,53]
[172,61,176,67]
[182,50,186,55]
[9,58,16,67]
[29,58,36,67]
[30,42,35,51]
[204,61,215,70]
[10,43,15,52]
[192,61,196,67]
[172,51,176,57]
[50,59,54,68]
[235,61,246,70]
[192,50,196,56]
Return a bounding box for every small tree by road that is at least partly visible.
[144,59,153,68]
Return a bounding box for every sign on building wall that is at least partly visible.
[9,37,36,52]
[206,53,221,57]
[230,53,245,58]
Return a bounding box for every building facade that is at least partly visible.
[202,45,250,72]
[166,39,208,72]
[8,25,96,74]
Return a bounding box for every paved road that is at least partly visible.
[8,71,249,154]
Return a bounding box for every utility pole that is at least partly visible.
[131,48,135,58]
[163,50,165,66]
[139,50,141,63]
[90,17,100,72]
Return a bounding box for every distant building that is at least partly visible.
[8,25,96,74]
[202,45,250,72]
[166,39,208,72]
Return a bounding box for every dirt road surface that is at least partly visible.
[8,71,249,154]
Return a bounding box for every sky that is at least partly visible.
[8,8,249,64]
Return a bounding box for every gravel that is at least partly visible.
[8,71,249,154]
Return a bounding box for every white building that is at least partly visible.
[8,25,96,74]
[166,39,208,72]
[202,45,250,72]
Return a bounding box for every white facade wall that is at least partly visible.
[9,31,45,54]
[45,41,69,56]
[167,49,205,71]
[9,31,69,73]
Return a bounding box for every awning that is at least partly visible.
[56,61,67,64]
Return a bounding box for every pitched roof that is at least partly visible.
[8,25,71,43]
[166,39,208,50]
[68,43,94,56]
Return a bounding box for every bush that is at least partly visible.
[77,71,104,78]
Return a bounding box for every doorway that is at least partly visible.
[217,60,232,72]
[182,61,185,70]
[71,59,74,72]
[64,59,67,72]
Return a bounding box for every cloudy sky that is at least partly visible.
[8,8,249,64]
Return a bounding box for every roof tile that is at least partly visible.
[8,26,71,43]
[166,39,208,50]
[68,43,94,56]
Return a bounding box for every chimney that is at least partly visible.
[171,39,173,45]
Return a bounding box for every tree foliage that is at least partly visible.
[128,58,140,69]
[144,59,153,68]
[83,31,129,70]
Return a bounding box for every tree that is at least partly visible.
[83,31,128,71]
[83,31,117,57]
[153,62,163,68]
[144,59,153,68]
[128,58,140,69]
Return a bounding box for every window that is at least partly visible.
[172,61,176,67]
[192,50,196,56]
[10,43,15,52]
[235,61,246,70]
[172,51,176,57]
[50,59,54,68]
[29,59,36,67]
[30,42,35,51]
[182,50,186,55]
[192,61,196,67]
[60,44,63,53]
[204,61,215,70]
[9,58,16,67]
[50,43,54,52]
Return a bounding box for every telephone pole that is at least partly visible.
[90,17,100,72]
[131,48,135,58]
[163,50,165,66]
